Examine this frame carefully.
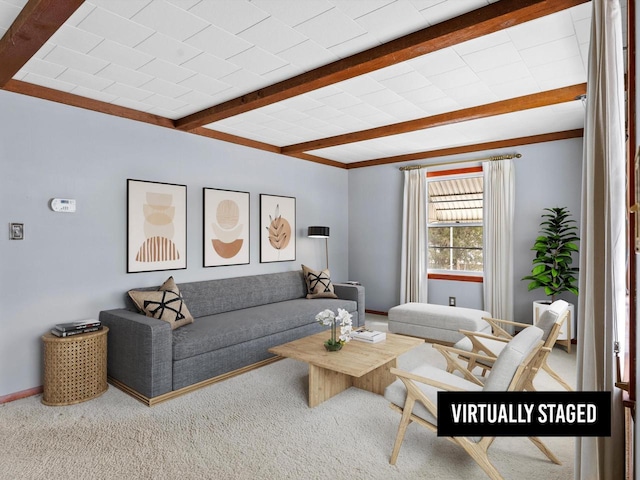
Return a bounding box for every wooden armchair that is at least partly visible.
[447,300,573,391]
[451,300,572,391]
[384,326,560,480]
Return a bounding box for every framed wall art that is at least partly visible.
[203,188,250,267]
[127,179,187,273]
[260,194,296,263]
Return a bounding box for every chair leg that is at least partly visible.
[445,356,458,374]
[389,396,416,465]
[542,362,573,391]
[449,354,478,374]
[528,436,562,465]
[467,357,478,373]
[456,438,504,480]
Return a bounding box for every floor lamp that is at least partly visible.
[308,226,330,270]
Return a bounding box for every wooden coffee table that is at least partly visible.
[269,331,424,407]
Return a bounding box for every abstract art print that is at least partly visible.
[127,179,187,273]
[260,194,295,263]
[203,188,250,267]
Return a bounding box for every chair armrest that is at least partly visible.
[390,367,468,392]
[481,316,530,326]
[458,329,511,343]
[431,344,488,386]
[455,330,507,361]
[433,343,501,363]
[99,308,173,399]
[333,283,365,327]
[482,316,533,329]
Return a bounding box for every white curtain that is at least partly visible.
[400,169,428,303]
[575,0,625,478]
[482,159,515,323]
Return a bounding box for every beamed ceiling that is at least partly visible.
[0,0,605,169]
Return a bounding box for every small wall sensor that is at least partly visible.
[49,198,76,213]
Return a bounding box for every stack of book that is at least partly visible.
[350,327,386,343]
[51,319,102,337]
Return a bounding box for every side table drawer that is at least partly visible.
[41,327,109,406]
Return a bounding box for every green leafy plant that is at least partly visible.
[522,207,579,301]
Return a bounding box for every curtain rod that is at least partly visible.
[398,153,522,171]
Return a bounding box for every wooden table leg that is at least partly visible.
[307,359,398,407]
[353,359,396,395]
[308,364,353,407]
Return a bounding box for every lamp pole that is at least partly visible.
[325,237,329,270]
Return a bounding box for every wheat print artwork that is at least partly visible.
[260,194,295,263]
[267,204,291,251]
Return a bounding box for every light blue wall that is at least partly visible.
[0,88,584,398]
[348,138,583,323]
[0,91,349,397]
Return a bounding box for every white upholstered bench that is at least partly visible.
[388,302,491,345]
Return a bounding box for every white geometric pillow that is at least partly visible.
[302,264,338,299]
[128,276,194,330]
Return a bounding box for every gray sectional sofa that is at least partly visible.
[99,270,364,405]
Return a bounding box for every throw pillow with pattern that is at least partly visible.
[302,264,338,299]
[128,276,194,330]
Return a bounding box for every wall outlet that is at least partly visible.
[449,296,456,307]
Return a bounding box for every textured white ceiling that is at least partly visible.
[4,0,602,165]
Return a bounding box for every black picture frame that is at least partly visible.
[260,194,296,263]
[127,179,187,273]
[203,188,250,267]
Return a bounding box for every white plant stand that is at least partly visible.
[533,300,575,353]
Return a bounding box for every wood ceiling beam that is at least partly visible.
[191,127,281,153]
[282,83,587,154]
[3,79,175,128]
[344,129,584,169]
[283,152,347,169]
[174,0,588,131]
[4,79,346,168]
[0,0,85,87]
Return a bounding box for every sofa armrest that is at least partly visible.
[333,283,365,327]
[99,308,173,399]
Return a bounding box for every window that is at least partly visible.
[427,168,483,277]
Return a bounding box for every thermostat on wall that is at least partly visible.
[49,198,76,213]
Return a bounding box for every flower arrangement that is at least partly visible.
[316,308,353,351]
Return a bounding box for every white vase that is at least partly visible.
[533,300,575,343]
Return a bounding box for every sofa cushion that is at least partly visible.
[171,297,357,361]
[177,271,308,318]
[128,277,194,330]
[302,264,338,299]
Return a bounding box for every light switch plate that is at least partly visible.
[10,223,23,240]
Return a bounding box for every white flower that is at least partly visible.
[339,324,353,343]
[315,309,335,326]
[317,308,354,345]
[336,308,353,327]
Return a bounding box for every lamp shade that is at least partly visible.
[307,226,330,238]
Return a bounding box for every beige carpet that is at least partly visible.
[0,341,576,480]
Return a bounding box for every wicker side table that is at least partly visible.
[41,327,108,406]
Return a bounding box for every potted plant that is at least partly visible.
[522,207,579,349]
